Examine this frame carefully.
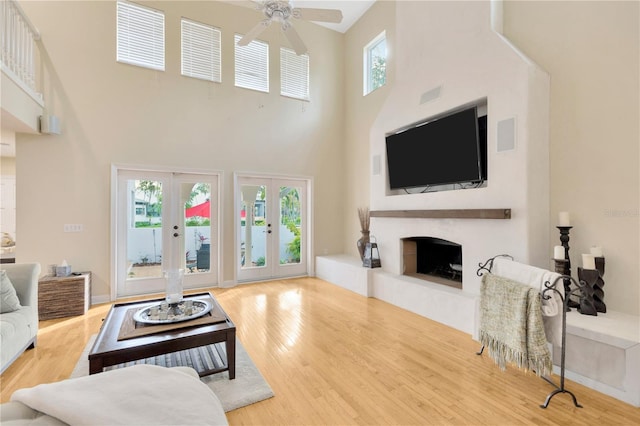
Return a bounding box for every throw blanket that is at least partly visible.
[492,257,564,347]
[479,273,552,377]
[11,364,227,426]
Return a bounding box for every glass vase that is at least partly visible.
[164,269,184,304]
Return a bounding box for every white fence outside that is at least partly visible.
[127,225,296,265]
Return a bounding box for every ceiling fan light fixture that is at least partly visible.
[239,0,343,55]
[264,1,292,20]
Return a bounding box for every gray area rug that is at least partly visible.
[71,335,274,412]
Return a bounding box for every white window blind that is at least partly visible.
[280,48,309,101]
[181,18,221,82]
[234,34,269,93]
[117,1,165,71]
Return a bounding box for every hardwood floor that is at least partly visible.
[2,277,639,424]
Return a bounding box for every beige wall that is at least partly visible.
[15,1,345,298]
[504,1,639,315]
[1,154,16,176]
[343,0,394,256]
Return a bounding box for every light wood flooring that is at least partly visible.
[1,277,638,424]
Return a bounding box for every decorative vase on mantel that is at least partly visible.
[357,231,370,261]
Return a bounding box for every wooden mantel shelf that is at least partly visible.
[370,209,511,220]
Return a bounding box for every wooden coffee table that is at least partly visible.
[88,292,236,379]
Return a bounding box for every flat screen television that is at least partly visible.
[386,106,487,190]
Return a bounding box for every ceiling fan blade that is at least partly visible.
[224,1,263,11]
[282,23,307,56]
[238,19,271,46]
[293,7,343,23]
[248,0,264,9]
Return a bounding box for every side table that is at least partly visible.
[38,272,91,320]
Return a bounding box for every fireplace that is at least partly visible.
[402,237,462,289]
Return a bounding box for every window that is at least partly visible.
[234,34,269,93]
[116,1,165,71]
[363,31,387,95]
[181,18,221,82]
[280,48,309,101]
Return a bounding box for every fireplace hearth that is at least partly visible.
[402,237,462,289]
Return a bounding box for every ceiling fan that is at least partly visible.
[238,1,343,55]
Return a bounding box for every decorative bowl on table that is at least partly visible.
[133,299,212,325]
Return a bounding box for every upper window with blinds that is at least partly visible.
[280,48,309,101]
[181,18,221,82]
[116,1,165,71]
[234,34,269,93]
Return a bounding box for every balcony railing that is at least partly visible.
[1,0,43,103]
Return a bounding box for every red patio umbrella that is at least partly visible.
[185,200,211,218]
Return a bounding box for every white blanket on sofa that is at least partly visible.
[492,257,564,347]
[11,365,227,426]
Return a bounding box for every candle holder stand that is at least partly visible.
[576,267,598,316]
[593,257,606,313]
[557,226,579,309]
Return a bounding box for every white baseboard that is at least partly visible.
[91,295,111,305]
[220,280,237,288]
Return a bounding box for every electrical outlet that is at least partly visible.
[63,224,83,232]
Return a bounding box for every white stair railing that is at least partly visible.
[1,0,42,102]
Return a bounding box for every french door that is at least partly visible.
[236,175,308,282]
[114,168,219,298]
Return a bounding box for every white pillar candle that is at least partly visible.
[582,254,596,270]
[558,211,571,226]
[553,246,565,260]
[590,246,604,257]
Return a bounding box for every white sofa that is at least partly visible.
[1,263,40,374]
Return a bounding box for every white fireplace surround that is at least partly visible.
[367,0,550,323]
[317,1,553,335]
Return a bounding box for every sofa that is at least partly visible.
[0,365,228,425]
[1,263,40,374]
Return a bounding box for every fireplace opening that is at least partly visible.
[402,237,462,289]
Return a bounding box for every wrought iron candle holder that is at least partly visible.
[557,226,579,308]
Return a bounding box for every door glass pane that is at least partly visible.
[127,179,163,280]
[240,185,267,269]
[279,186,301,265]
[183,182,211,274]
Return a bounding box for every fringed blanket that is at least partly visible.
[480,273,552,377]
[492,257,564,347]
